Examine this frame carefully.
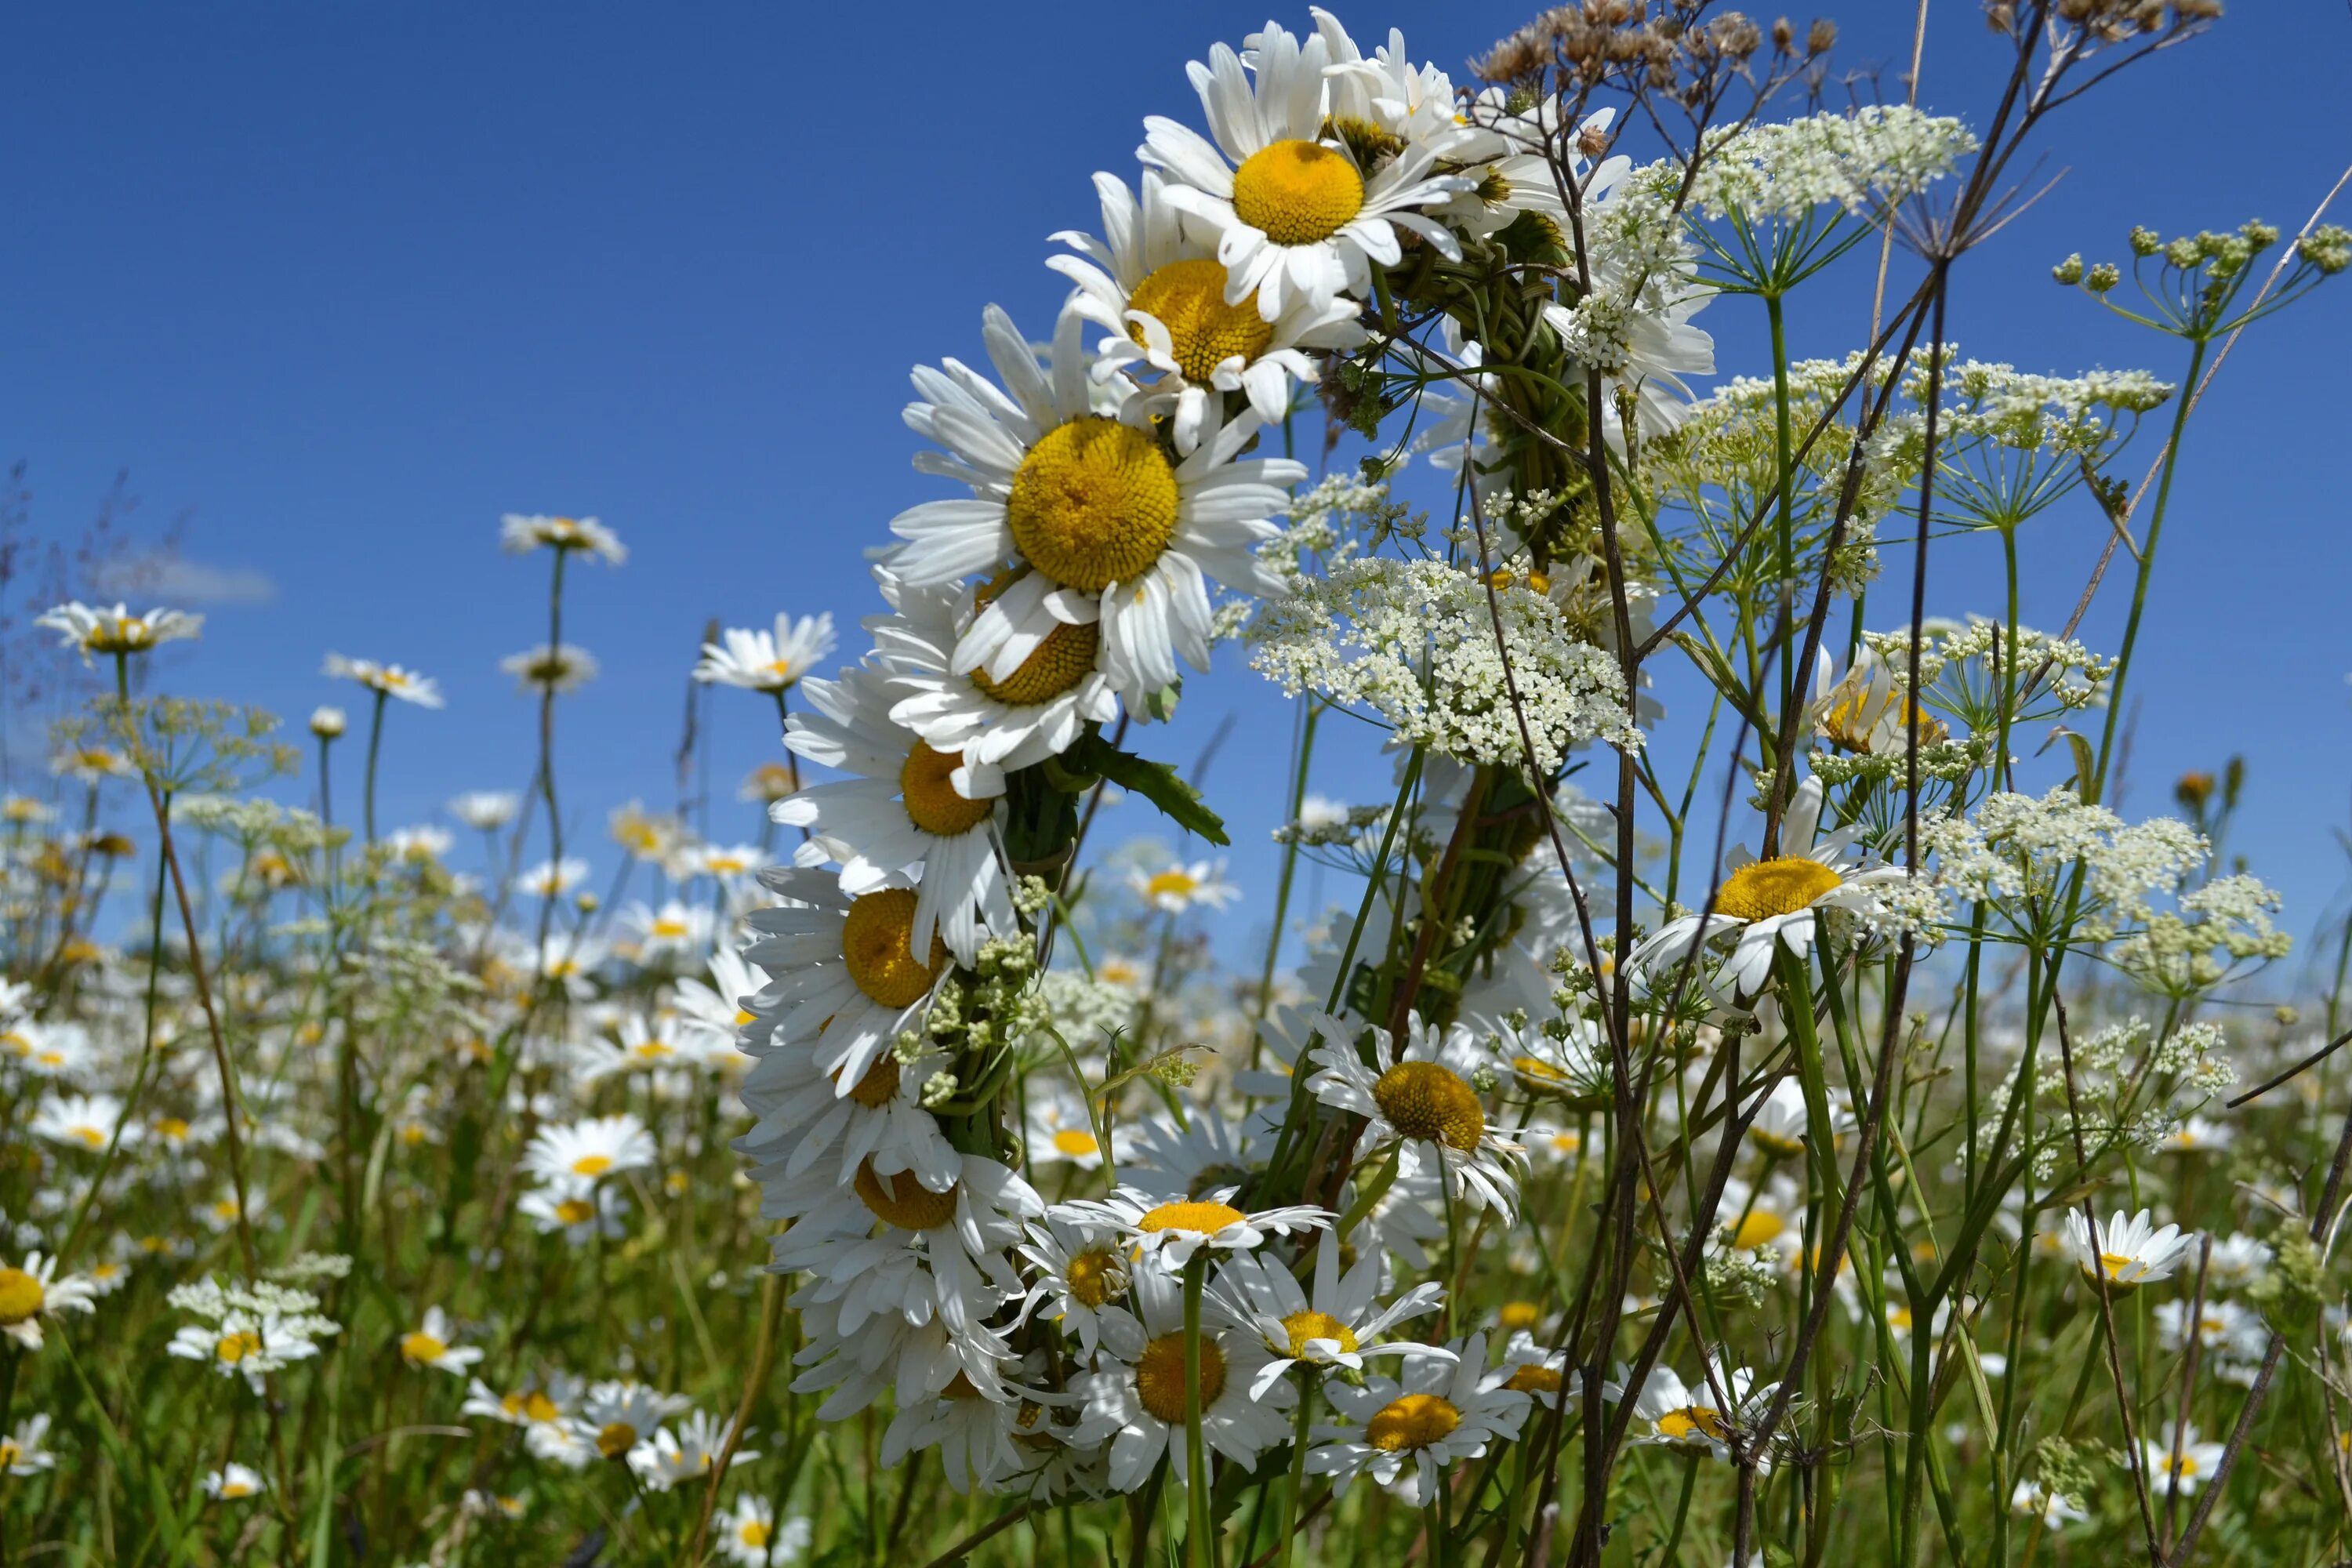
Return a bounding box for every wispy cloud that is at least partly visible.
[88,553,278,608]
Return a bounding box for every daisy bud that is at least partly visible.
[309,706,347,740]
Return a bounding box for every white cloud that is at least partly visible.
[88,553,277,608]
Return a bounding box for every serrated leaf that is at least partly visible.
[1070,735,1229,845]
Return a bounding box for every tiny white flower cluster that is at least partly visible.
[1921,787,2207,939]
[165,1276,341,1393]
[1250,557,1639,772]
[1676,106,1978,222]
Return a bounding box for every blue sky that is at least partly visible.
[3,5,2347,969]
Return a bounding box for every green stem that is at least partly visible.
[1184,1253,1215,1568]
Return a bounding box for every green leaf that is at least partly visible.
[1069,735,1229,846]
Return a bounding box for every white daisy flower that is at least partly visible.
[1628,776,1908,997]
[521,1113,656,1185]
[1619,1363,1777,1463]
[880,1373,1062,1497]
[461,1371,585,1431]
[322,654,444,708]
[670,942,763,1062]
[1301,1010,1527,1218]
[2011,1479,2089,1526]
[0,1414,56,1477]
[735,1019,956,1192]
[31,1093,122,1152]
[1070,1264,1294,1492]
[517,857,590,898]
[1023,1087,1119,1171]
[1139,23,1471,322]
[1745,1077,1812,1156]
[887,300,1305,703]
[0,1251,99,1350]
[1212,1242,1448,1398]
[618,899,716,967]
[572,1379,693,1463]
[875,575,1119,789]
[2162,1116,2233,1154]
[628,1410,757,1491]
[739,866,954,1096]
[35,601,202,663]
[695,612,837,692]
[499,513,626,563]
[1052,1185,1330,1276]
[499,642,598,695]
[1312,11,1483,163]
[202,1462,268,1502]
[789,1294,1013,1421]
[2204,1232,2272,1291]
[1014,1215,1133,1359]
[772,662,1012,967]
[1308,1331,1530,1505]
[1127,1104,1264,1200]
[399,1305,484,1376]
[718,1494,810,1567]
[2142,1422,2227,1496]
[1050,167,1363,452]
[448,789,521,830]
[1128,858,1239,916]
[2060,1207,2194,1290]
[517,1178,628,1245]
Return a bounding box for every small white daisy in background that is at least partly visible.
[2061,1207,2194,1290]
[499,642,600,695]
[2142,1421,2227,1496]
[517,857,590,898]
[0,1251,99,1348]
[31,1093,122,1152]
[522,1113,656,1185]
[1308,1331,1530,1505]
[2205,1232,2273,1290]
[1745,1078,1812,1156]
[518,1180,629,1246]
[1213,1241,1448,1397]
[499,513,626,564]
[2161,1116,2234,1154]
[35,601,203,663]
[2011,1479,2089,1526]
[398,1305,483,1376]
[0,1414,56,1476]
[717,1494,811,1567]
[572,1379,693,1463]
[461,1371,585,1432]
[1052,1185,1330,1276]
[323,654,445,709]
[1024,1087,1118,1171]
[202,1462,268,1502]
[695,612,837,692]
[1619,1363,1777,1464]
[448,790,521,831]
[627,1409,758,1490]
[1128,859,1239,916]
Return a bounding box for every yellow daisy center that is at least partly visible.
[1127,257,1275,382]
[1656,1406,1729,1443]
[0,1268,45,1324]
[1504,1364,1563,1396]
[734,1009,759,1027]
[1136,1200,1245,1238]
[1366,1392,1462,1453]
[597,1421,637,1459]
[1231,140,1366,245]
[555,1197,596,1225]
[1730,1210,1787,1250]
[1713,857,1842,922]
[1373,1060,1486,1152]
[1134,1330,1226,1425]
[154,1116,191,1139]
[854,1160,960,1231]
[570,1153,613,1178]
[1750,1127,1806,1156]
[899,741,993,837]
[1006,418,1179,593]
[837,1053,902,1109]
[2095,1253,2143,1287]
[400,1331,447,1363]
[740,1521,771,1548]
[840,889,949,1009]
[501,1390,561,1423]
[217,1479,256,1499]
[967,572,1100,706]
[1066,1246,1120,1308]
[1145,869,1200,900]
[1498,1301,1541,1332]
[1279,1309,1359,1359]
[1051,1127,1102,1160]
[217,1330,263,1365]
